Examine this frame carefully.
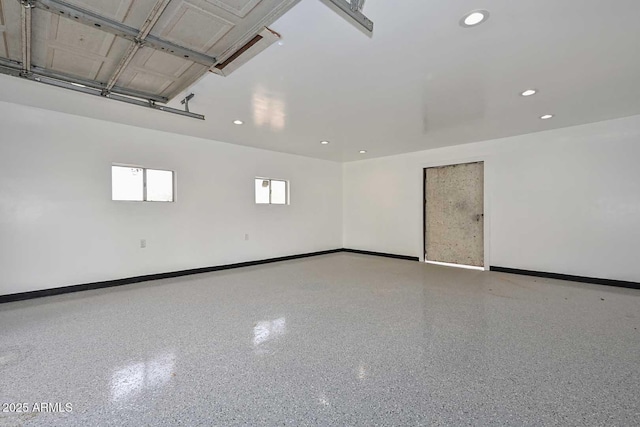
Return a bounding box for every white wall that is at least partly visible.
[2,100,639,296]
[0,101,342,295]
[344,115,640,282]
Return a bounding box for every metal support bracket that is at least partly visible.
[180,93,195,113]
[20,0,33,73]
[0,58,205,120]
[11,60,169,102]
[323,0,373,34]
[350,0,364,12]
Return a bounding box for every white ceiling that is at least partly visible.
[4,0,640,162]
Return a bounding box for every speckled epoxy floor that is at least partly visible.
[1,253,639,426]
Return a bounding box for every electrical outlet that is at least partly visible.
[245,234,249,241]
[140,239,146,248]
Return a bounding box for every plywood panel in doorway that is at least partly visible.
[425,162,484,267]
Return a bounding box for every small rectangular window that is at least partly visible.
[270,180,287,205]
[146,169,174,202]
[112,166,144,201]
[255,178,288,205]
[112,165,174,202]
[255,179,271,204]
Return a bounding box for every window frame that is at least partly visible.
[112,164,176,202]
[255,177,289,205]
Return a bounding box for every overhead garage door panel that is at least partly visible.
[31,9,131,82]
[115,46,208,96]
[151,0,289,64]
[206,0,263,19]
[156,2,237,53]
[61,0,160,28]
[0,0,23,62]
[0,0,300,103]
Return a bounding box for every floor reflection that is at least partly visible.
[357,363,367,380]
[110,353,175,401]
[253,317,287,347]
[318,393,330,407]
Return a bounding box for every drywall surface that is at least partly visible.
[0,101,342,295]
[344,115,640,282]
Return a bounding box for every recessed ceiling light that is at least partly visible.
[359,150,367,154]
[320,140,330,145]
[233,120,244,125]
[460,10,489,27]
[540,114,554,120]
[521,89,537,97]
[277,41,284,46]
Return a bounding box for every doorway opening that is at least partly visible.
[424,161,485,269]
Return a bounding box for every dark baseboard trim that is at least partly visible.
[490,266,640,290]
[0,249,343,304]
[1,248,421,304]
[342,248,420,262]
[9,253,635,304]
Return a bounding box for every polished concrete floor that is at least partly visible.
[1,253,639,426]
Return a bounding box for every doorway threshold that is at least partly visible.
[425,260,485,271]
